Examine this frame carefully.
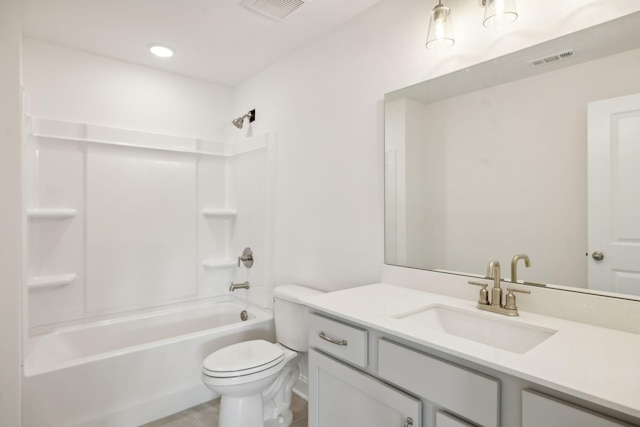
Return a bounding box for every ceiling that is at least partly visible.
[22,0,382,87]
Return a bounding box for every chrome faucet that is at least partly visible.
[229,281,250,292]
[510,254,531,283]
[469,260,530,316]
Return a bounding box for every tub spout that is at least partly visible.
[229,281,250,292]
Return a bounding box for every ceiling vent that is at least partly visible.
[241,0,312,21]
[529,49,575,67]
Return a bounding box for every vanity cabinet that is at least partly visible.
[522,390,632,427]
[307,309,638,427]
[309,349,421,427]
[308,312,497,427]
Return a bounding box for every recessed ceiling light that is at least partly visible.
[147,43,174,58]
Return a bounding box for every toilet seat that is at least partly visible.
[203,339,284,378]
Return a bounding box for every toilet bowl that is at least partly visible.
[201,285,322,427]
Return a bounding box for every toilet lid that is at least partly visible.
[203,340,284,378]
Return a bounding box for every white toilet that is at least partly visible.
[202,285,322,427]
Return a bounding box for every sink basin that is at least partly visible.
[393,304,557,354]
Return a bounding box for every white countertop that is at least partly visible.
[303,283,640,419]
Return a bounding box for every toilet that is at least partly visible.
[202,285,322,427]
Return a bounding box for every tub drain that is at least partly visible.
[240,310,248,321]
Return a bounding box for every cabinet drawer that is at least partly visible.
[522,390,631,427]
[309,313,368,368]
[378,339,499,427]
[436,411,475,427]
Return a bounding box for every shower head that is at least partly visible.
[232,109,256,129]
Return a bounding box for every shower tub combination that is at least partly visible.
[23,296,274,427]
[22,119,279,426]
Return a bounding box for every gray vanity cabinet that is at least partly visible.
[522,390,632,427]
[306,311,637,427]
[308,312,497,427]
[309,349,422,427]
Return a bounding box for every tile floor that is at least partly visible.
[142,393,308,427]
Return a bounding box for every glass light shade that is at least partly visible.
[426,2,455,49]
[483,0,518,28]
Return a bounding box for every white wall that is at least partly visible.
[22,39,233,139]
[0,0,22,425]
[233,0,640,292]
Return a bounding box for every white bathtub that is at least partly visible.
[23,296,275,427]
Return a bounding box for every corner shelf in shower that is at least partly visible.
[202,259,236,269]
[27,208,78,220]
[202,209,237,219]
[28,273,77,291]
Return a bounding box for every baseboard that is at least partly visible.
[292,375,309,401]
[74,385,216,426]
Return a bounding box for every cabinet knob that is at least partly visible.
[404,416,414,427]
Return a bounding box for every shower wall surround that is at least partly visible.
[25,117,276,331]
[22,39,276,333]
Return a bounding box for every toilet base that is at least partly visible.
[264,409,293,427]
[219,394,264,427]
[262,349,301,427]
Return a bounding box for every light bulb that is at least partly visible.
[147,43,174,58]
[483,0,518,28]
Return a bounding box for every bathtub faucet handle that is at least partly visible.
[238,247,254,268]
[229,281,250,292]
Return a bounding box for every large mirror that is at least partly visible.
[384,12,640,298]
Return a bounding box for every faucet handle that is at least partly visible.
[237,247,254,268]
[507,287,531,294]
[468,281,490,305]
[504,287,531,311]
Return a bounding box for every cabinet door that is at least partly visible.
[522,390,631,427]
[309,349,421,427]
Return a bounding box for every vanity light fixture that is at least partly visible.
[147,43,175,58]
[482,0,518,28]
[425,0,519,50]
[426,0,455,49]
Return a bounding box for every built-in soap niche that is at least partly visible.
[25,116,274,332]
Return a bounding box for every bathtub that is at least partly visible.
[22,296,275,427]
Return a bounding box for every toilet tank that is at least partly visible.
[273,285,323,352]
